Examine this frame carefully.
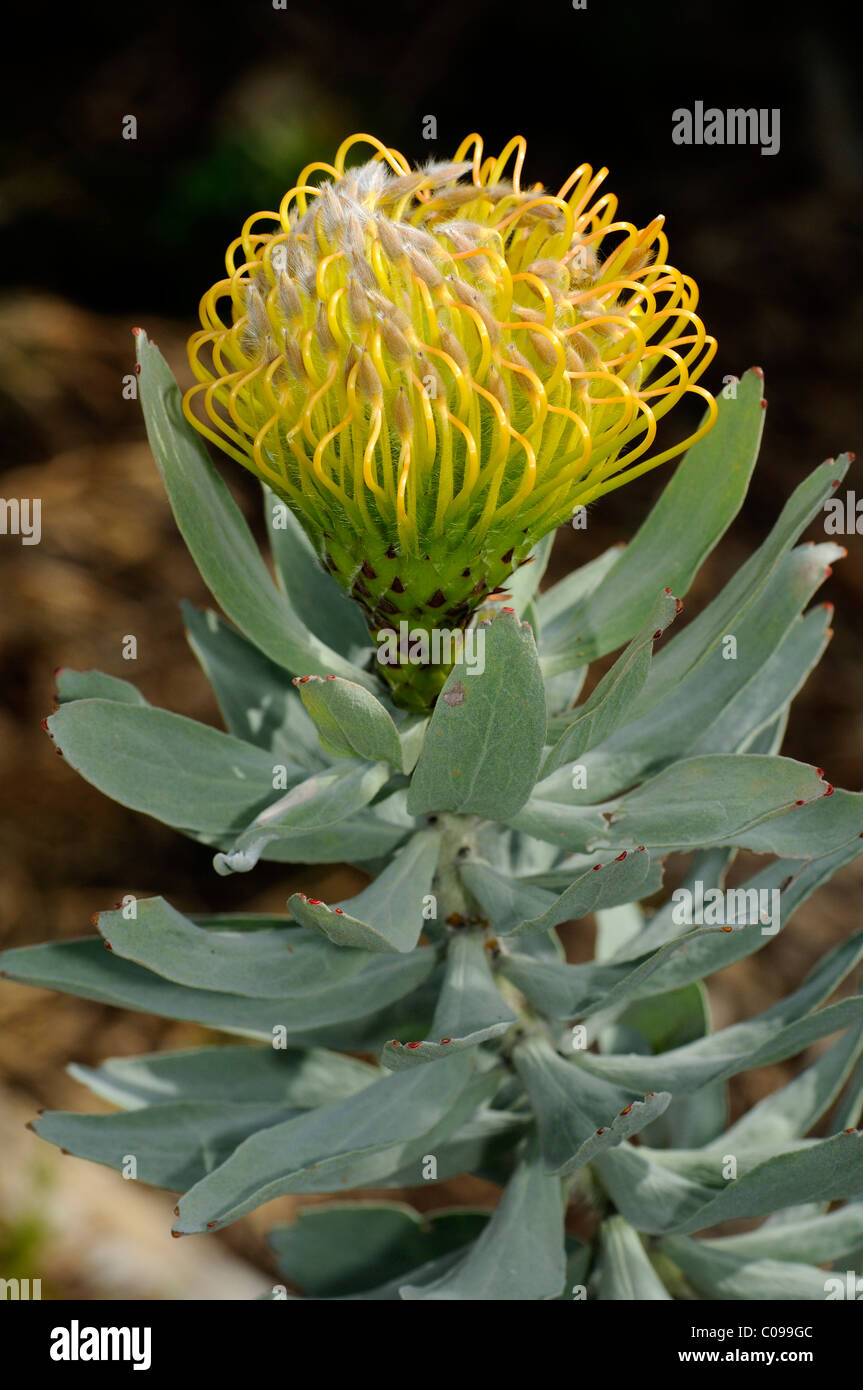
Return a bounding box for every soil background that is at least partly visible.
[1,0,861,1297]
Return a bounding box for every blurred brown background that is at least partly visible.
[1,0,861,1297]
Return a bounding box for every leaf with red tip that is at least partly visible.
[381,931,515,1070]
[93,896,375,997]
[512,1033,671,1175]
[47,699,297,839]
[294,673,405,769]
[33,1100,306,1194]
[706,785,863,859]
[459,849,658,940]
[593,755,829,854]
[174,1052,495,1232]
[0,934,437,1051]
[287,828,440,954]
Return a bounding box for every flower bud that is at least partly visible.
[185,132,717,708]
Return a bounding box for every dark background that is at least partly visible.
[0,0,861,1296]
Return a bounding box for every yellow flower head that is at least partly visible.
[184,133,716,703]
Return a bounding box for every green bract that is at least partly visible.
[4,335,862,1301]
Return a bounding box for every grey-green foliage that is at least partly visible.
[4,340,862,1302]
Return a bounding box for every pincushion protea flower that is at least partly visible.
[184,132,717,707]
[9,142,861,1303]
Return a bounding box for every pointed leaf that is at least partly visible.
[576,931,863,1092]
[295,673,404,768]
[698,1202,863,1264]
[47,699,299,837]
[263,486,370,660]
[0,937,438,1048]
[723,1020,863,1147]
[462,849,656,940]
[183,602,326,766]
[711,786,863,859]
[689,604,831,757]
[68,1045,376,1110]
[596,755,828,852]
[55,668,148,706]
[400,1139,566,1300]
[610,840,862,967]
[512,1035,670,1174]
[381,930,516,1068]
[287,829,440,953]
[539,371,765,670]
[541,589,678,775]
[269,1204,487,1299]
[174,1053,494,1230]
[601,1130,863,1236]
[566,542,838,799]
[594,1217,672,1300]
[407,611,546,819]
[661,1235,834,1300]
[34,1101,298,1191]
[96,898,375,997]
[214,760,391,874]
[636,456,850,712]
